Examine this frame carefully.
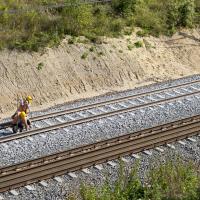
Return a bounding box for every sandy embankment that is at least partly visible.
[0,29,199,118]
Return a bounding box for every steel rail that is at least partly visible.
[0,90,200,143]
[1,79,200,129]
[0,114,199,174]
[0,115,199,192]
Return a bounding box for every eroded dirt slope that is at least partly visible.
[0,29,199,118]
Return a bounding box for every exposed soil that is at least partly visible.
[0,29,199,118]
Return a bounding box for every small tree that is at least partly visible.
[147,158,199,200]
[179,0,195,27]
[167,0,195,33]
[111,0,137,17]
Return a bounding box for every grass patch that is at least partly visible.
[134,41,143,48]
[77,37,89,44]
[0,0,199,51]
[89,46,95,52]
[123,27,134,35]
[81,52,88,59]
[127,44,134,50]
[37,62,44,71]
[136,30,149,37]
[70,156,200,200]
[143,39,154,49]
[68,37,76,44]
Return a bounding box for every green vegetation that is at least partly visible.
[37,62,44,70]
[143,39,154,49]
[0,0,199,51]
[127,44,134,50]
[97,51,104,56]
[136,30,149,37]
[69,157,200,200]
[68,37,76,44]
[89,46,95,52]
[81,52,88,59]
[134,41,143,48]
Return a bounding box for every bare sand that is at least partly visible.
[0,29,199,119]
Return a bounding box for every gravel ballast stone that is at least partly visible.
[1,135,200,200]
[0,75,200,199]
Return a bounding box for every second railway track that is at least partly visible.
[0,115,199,193]
[0,79,200,143]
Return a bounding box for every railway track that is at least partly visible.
[0,115,199,193]
[0,79,200,143]
[2,79,200,127]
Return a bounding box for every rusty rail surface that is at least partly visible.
[0,115,199,192]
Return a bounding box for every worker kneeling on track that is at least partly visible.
[11,96,32,133]
[15,112,31,133]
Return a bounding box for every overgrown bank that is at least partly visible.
[68,157,200,200]
[0,0,200,51]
